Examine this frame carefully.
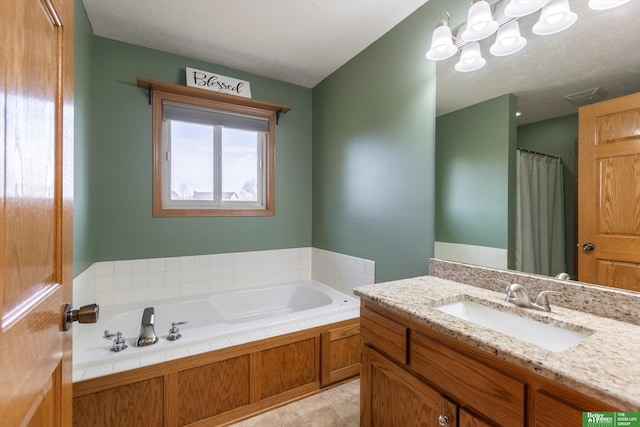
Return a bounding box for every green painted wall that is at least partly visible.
[73,0,97,276]
[311,0,458,282]
[517,113,578,277]
[75,0,506,280]
[435,95,516,253]
[92,38,312,261]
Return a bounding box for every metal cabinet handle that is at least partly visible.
[582,242,595,252]
[63,303,99,331]
[438,415,449,426]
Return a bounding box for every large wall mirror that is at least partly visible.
[434,0,640,289]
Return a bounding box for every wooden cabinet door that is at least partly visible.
[361,345,458,427]
[460,408,494,427]
[320,322,361,386]
[578,91,640,291]
[0,0,74,425]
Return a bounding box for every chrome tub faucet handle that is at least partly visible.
[167,321,188,341]
[104,330,128,352]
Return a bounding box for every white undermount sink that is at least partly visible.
[435,300,589,352]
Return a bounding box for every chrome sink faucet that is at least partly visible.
[137,307,159,347]
[501,281,561,312]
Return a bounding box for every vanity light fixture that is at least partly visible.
[588,0,631,10]
[426,13,458,61]
[455,42,486,72]
[490,20,527,56]
[425,0,628,72]
[532,0,577,36]
[504,0,549,18]
[461,0,499,42]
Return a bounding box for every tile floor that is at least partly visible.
[228,379,360,427]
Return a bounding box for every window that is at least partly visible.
[162,101,266,209]
[141,79,289,217]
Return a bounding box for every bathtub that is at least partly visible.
[73,280,359,382]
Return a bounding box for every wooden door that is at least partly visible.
[361,345,458,427]
[578,91,640,291]
[0,0,74,426]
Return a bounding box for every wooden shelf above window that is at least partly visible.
[137,77,291,115]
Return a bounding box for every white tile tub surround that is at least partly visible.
[311,248,375,297]
[434,241,507,270]
[74,247,375,307]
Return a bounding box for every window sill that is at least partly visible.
[153,206,275,218]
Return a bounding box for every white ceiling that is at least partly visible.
[82,0,640,125]
[82,0,429,88]
[436,0,640,125]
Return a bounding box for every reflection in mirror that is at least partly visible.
[433,0,640,287]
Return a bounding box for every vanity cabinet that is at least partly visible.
[361,345,458,426]
[360,300,618,427]
[410,331,524,426]
[459,409,494,427]
[360,304,407,364]
[531,390,588,426]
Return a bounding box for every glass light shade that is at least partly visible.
[426,24,458,61]
[588,0,630,10]
[532,0,577,35]
[504,0,549,18]
[455,42,486,72]
[490,20,527,56]
[461,1,499,41]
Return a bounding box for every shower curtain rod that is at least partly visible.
[517,148,561,160]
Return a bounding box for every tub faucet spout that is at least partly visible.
[137,307,159,347]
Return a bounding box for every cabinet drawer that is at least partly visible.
[410,331,525,427]
[532,390,584,426]
[360,305,408,364]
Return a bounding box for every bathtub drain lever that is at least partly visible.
[167,321,188,341]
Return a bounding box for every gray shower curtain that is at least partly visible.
[515,150,566,276]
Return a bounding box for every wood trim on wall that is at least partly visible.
[136,78,291,115]
[138,78,291,218]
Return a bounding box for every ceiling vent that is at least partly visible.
[564,87,608,106]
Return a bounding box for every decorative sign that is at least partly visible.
[185,67,252,98]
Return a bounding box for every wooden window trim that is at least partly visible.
[137,78,291,217]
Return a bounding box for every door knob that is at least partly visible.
[63,303,99,331]
[438,415,449,426]
[582,242,595,252]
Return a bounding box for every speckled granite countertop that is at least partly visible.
[354,274,640,409]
